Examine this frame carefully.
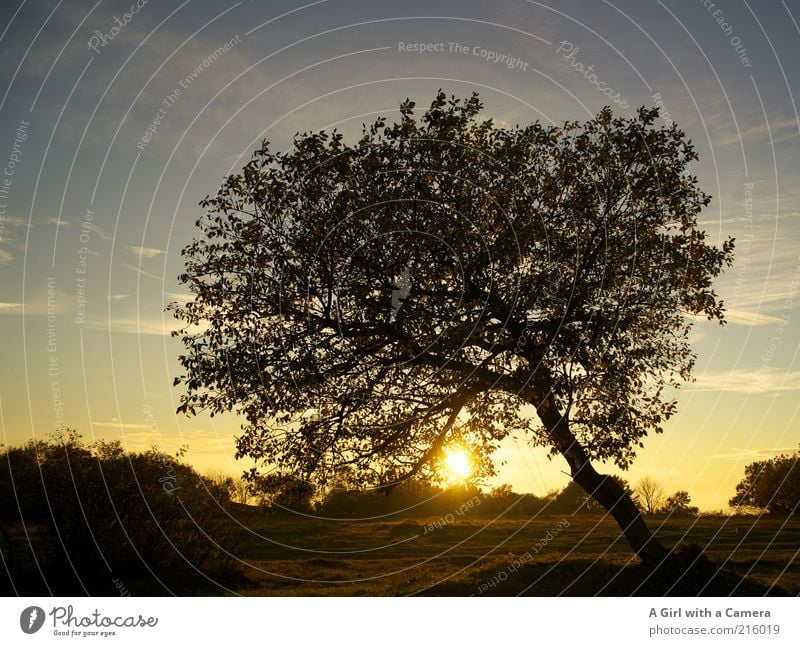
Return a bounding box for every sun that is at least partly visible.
[442,446,473,483]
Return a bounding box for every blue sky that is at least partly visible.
[1,0,798,510]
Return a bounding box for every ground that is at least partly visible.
[3,510,797,596]
[224,511,798,596]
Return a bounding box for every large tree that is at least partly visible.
[171,92,733,569]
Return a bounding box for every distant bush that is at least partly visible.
[0,429,240,593]
[548,476,635,515]
[315,479,484,518]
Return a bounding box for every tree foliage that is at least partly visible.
[729,449,800,516]
[171,91,732,552]
[662,490,699,516]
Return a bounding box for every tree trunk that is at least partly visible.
[536,394,679,571]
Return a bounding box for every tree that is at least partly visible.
[729,449,800,516]
[636,476,667,515]
[662,490,699,516]
[171,91,734,569]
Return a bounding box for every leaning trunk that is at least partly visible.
[536,395,678,570]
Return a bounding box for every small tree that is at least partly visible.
[172,92,733,569]
[729,449,799,516]
[636,476,667,515]
[662,490,699,516]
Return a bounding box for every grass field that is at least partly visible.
[222,509,799,596]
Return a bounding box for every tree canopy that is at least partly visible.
[729,448,800,516]
[171,92,733,564]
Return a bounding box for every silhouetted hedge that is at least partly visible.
[0,430,241,594]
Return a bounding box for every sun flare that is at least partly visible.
[443,447,473,482]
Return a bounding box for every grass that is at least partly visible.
[4,509,796,595]
[222,509,799,596]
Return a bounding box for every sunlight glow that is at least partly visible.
[443,447,473,482]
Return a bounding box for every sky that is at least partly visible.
[0,0,798,511]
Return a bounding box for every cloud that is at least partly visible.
[127,246,165,258]
[718,116,800,146]
[691,368,800,394]
[82,316,177,336]
[81,314,206,336]
[0,249,13,264]
[107,293,129,301]
[123,262,162,280]
[722,309,788,327]
[0,302,23,313]
[44,217,70,228]
[0,216,31,228]
[91,224,114,242]
[713,447,800,461]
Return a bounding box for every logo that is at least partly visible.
[20,606,45,634]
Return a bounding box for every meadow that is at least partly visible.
[221,509,799,596]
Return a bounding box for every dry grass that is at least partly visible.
[226,511,799,596]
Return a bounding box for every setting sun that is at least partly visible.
[443,447,473,482]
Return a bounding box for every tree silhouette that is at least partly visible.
[662,490,699,516]
[171,92,733,569]
[729,448,799,516]
[636,476,667,515]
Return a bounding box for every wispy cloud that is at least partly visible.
[0,302,23,313]
[123,262,162,280]
[691,368,800,393]
[82,316,176,336]
[713,446,799,461]
[45,217,70,228]
[0,249,13,264]
[127,245,165,258]
[718,116,800,146]
[723,309,787,326]
[91,224,114,242]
